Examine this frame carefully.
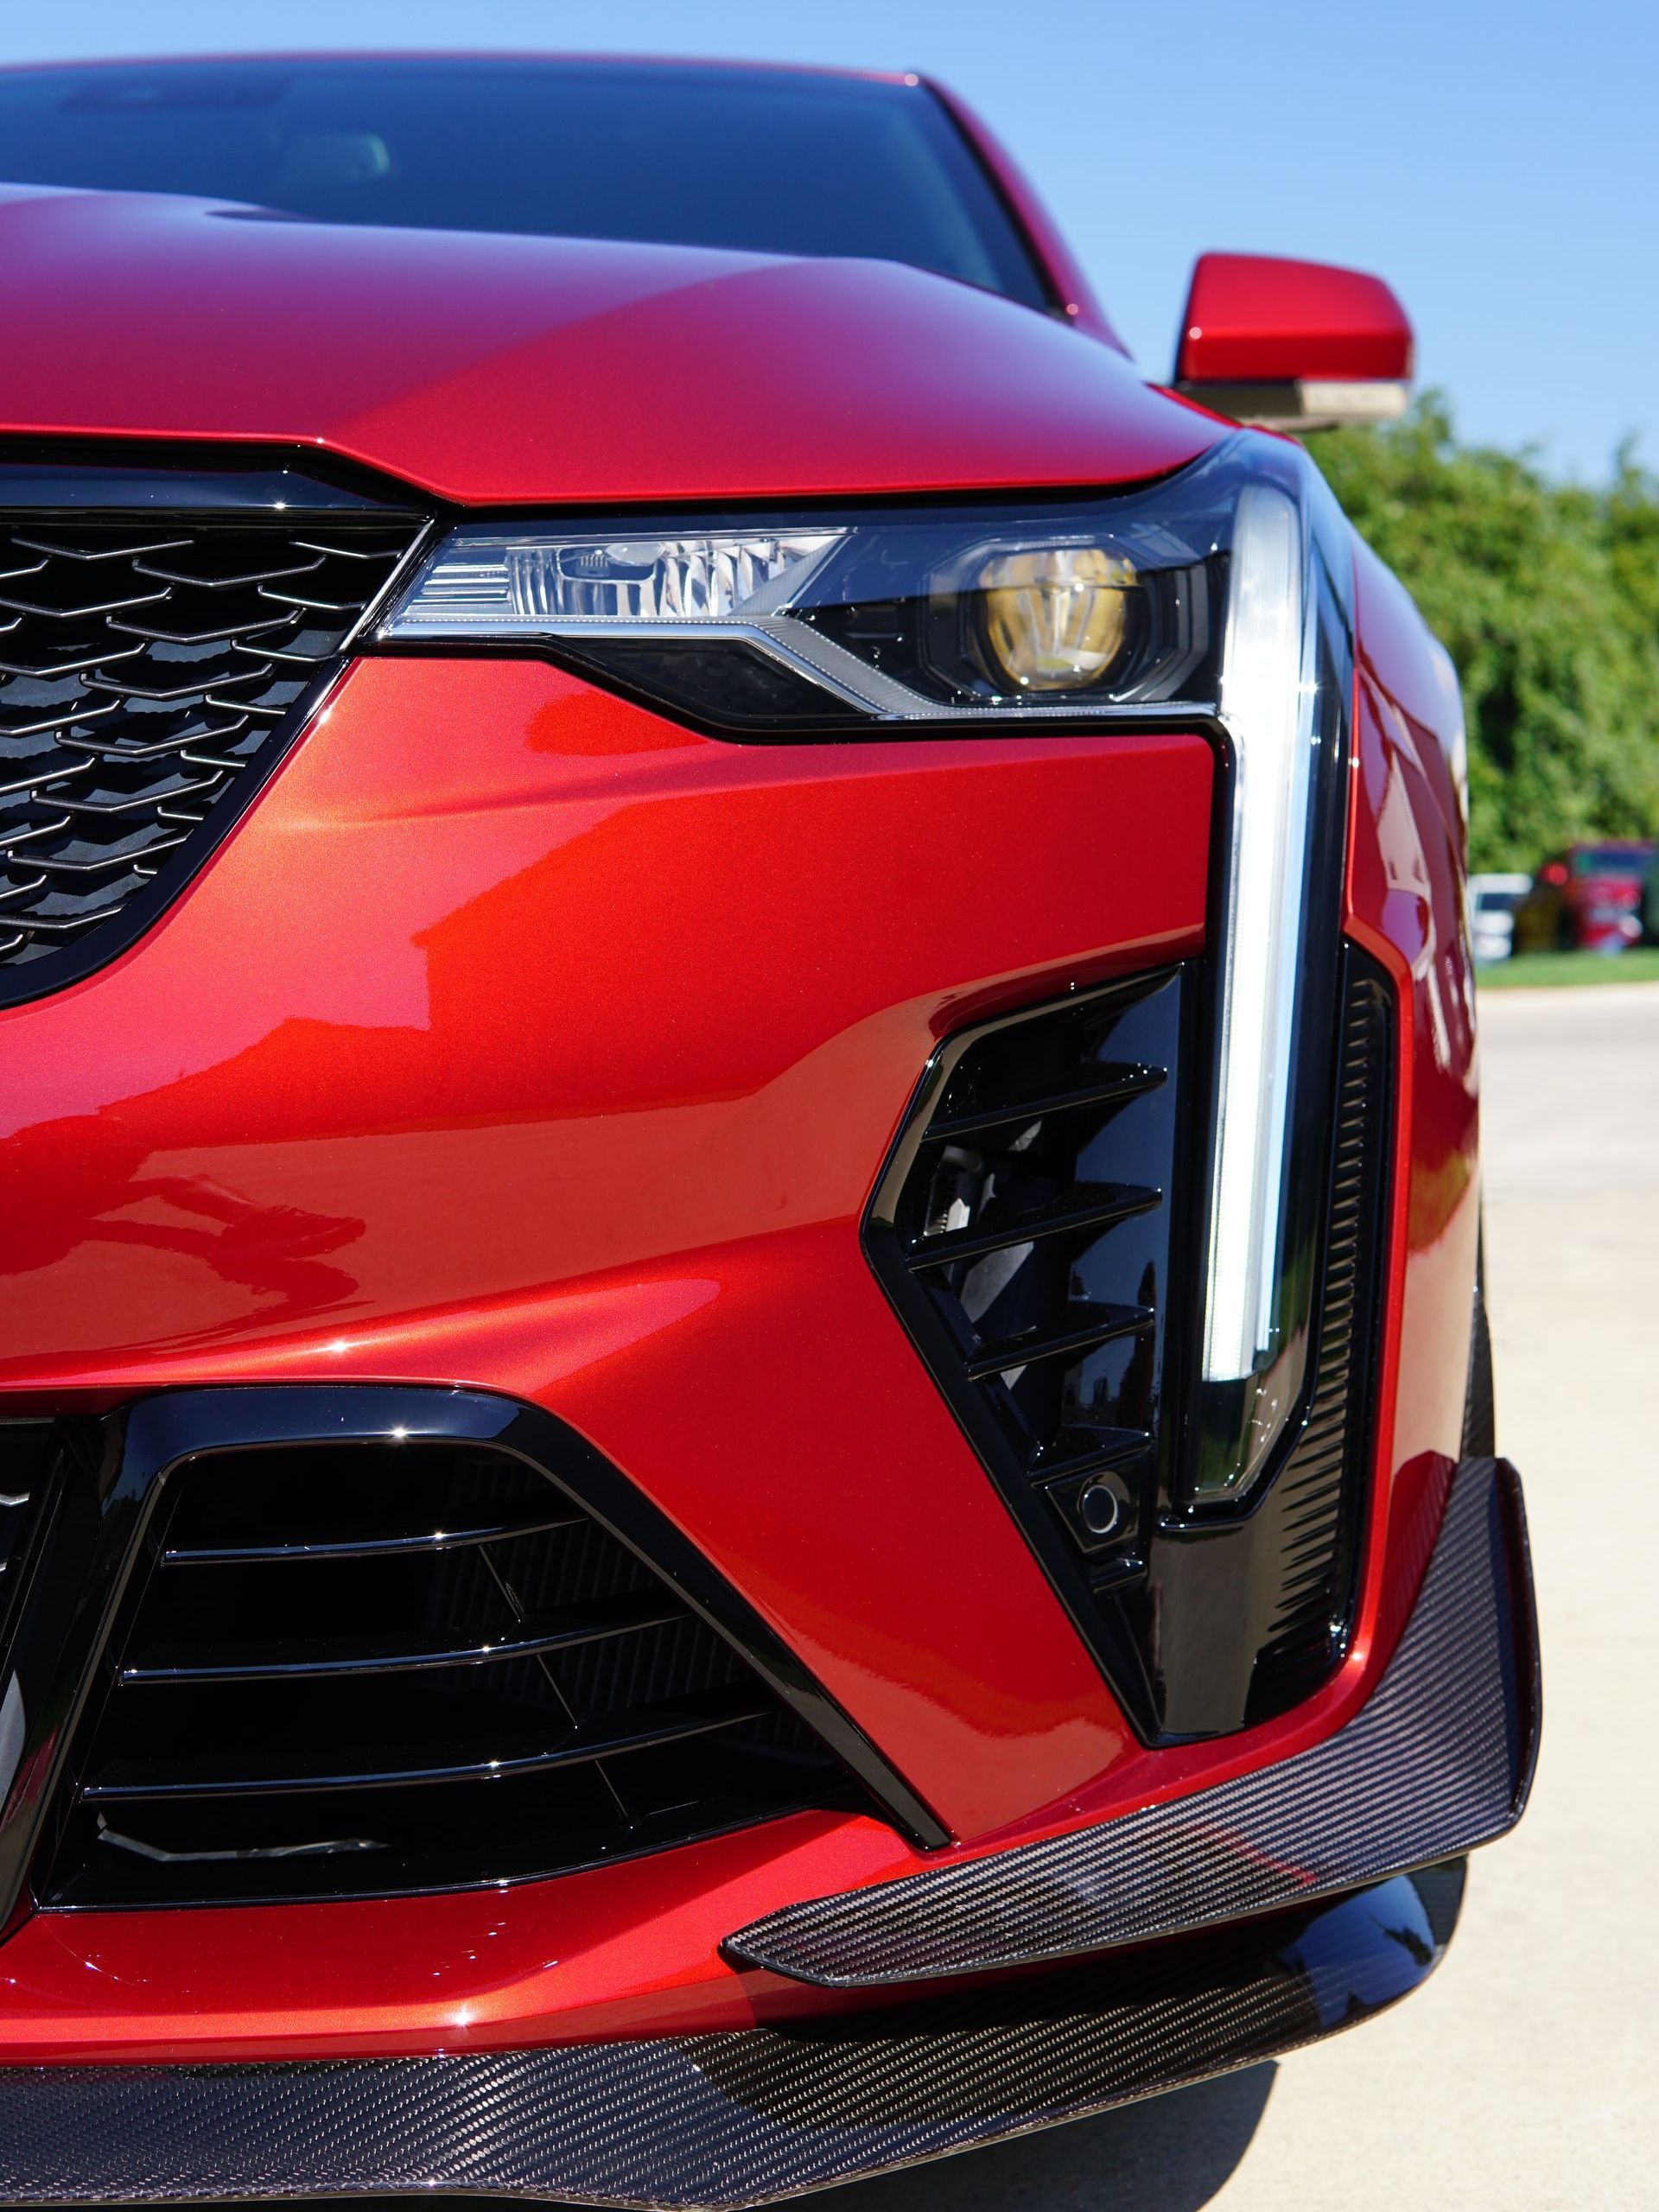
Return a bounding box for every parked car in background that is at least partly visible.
[1513,841,1655,952]
[1642,857,1659,944]
[1470,872,1532,963]
[0,51,1536,2207]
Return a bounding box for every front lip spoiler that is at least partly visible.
[0,1864,1464,2208]
[728,1454,1538,1988]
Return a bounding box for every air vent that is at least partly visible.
[866,969,1189,1708]
[869,950,1393,1744]
[1241,957,1393,1720]
[0,469,423,998]
[38,1433,862,1908]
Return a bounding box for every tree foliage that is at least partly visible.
[1308,399,1659,872]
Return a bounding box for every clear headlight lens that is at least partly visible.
[382,467,1232,724]
[383,437,1354,1504]
[414,531,843,626]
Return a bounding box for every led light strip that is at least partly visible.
[1203,483,1315,1397]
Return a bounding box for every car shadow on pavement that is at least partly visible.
[813,2063,1278,2212]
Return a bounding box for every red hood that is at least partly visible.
[0,183,1220,505]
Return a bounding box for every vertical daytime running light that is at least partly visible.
[1203,483,1314,1409]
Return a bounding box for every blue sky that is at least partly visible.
[2,0,1652,480]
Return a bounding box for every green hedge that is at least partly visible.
[1307,400,1659,874]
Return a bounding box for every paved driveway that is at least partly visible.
[835,980,1659,2212]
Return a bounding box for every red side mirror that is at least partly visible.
[1173,252,1414,431]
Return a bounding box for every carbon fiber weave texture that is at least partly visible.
[0,1869,1460,2207]
[728,1457,1535,1988]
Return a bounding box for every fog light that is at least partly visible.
[976,545,1135,692]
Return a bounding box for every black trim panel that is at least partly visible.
[727,1456,1536,1988]
[0,1866,1462,2207]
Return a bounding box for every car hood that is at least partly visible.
[0,183,1224,505]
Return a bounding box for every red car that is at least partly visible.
[1513,840,1655,952]
[0,54,1535,2202]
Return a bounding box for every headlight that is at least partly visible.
[974,544,1139,692]
[381,466,1227,726]
[383,436,1355,1503]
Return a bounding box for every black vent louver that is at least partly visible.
[0,463,423,999]
[36,1416,872,1909]
[1235,957,1394,1719]
[869,949,1394,1744]
[865,969,1191,1730]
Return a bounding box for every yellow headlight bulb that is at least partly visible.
[977,545,1137,692]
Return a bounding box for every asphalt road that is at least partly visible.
[836,979,1659,2212]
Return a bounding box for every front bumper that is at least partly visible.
[0,1450,1535,2202]
[0,1866,1464,2208]
[0,642,1513,2051]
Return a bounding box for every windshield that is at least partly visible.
[0,56,1052,311]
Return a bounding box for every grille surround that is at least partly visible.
[0,458,424,1003]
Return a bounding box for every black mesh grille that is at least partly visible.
[38,1438,858,1908]
[0,1439,48,1590]
[0,1427,58,1657]
[0,479,421,991]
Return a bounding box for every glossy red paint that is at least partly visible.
[0,67,1484,2075]
[0,658,1211,1846]
[0,1813,915,2063]
[1175,251,1414,385]
[1343,536,1480,1663]
[0,186,1215,506]
[0,598,1474,2063]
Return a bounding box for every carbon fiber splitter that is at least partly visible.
[730,1455,1537,1987]
[0,1865,1463,2206]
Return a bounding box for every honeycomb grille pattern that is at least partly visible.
[0,508,418,982]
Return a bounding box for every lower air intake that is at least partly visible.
[38,1423,862,1909]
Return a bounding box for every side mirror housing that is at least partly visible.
[1173,251,1414,431]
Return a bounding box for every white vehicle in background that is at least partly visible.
[1471,872,1532,963]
